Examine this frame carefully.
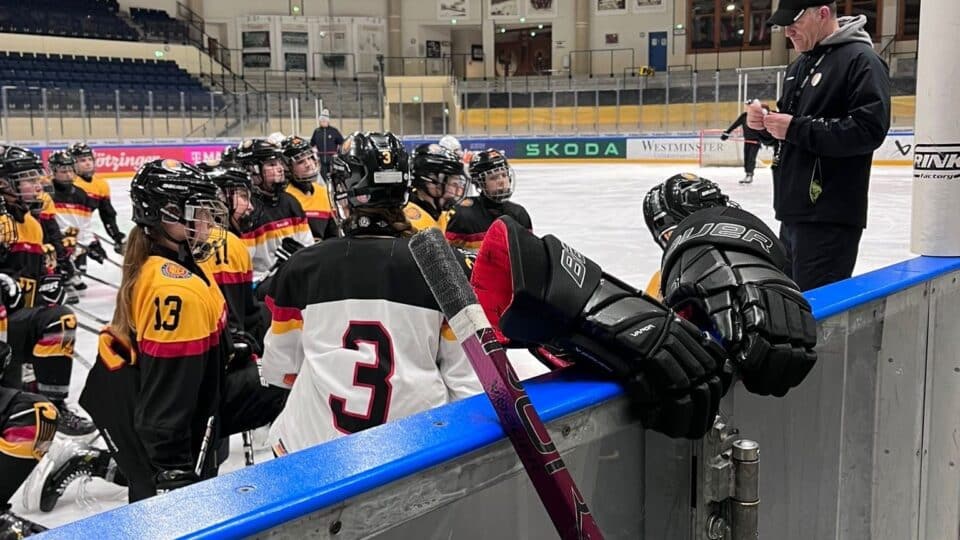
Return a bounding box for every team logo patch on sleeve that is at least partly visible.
[160,262,192,279]
[405,207,422,220]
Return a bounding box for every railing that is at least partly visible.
[381,56,453,77]
[567,48,637,78]
[48,255,960,539]
[0,83,386,143]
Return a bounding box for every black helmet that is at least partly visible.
[221,145,238,168]
[67,142,95,180]
[131,159,228,261]
[469,149,515,202]
[328,131,409,221]
[235,138,286,202]
[0,146,46,214]
[205,165,255,233]
[48,150,75,189]
[643,173,733,249]
[410,143,467,211]
[281,135,319,187]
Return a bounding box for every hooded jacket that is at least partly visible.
[764,15,890,228]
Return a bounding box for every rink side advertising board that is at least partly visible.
[25,131,914,178]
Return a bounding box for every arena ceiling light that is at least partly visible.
[726,3,736,11]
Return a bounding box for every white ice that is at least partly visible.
[13,162,914,529]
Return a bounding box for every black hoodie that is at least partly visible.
[761,15,891,228]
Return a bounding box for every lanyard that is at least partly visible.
[783,48,832,114]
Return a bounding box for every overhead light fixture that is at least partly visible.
[530,31,536,37]
[538,24,543,29]
[500,27,506,33]
[412,95,421,102]
[292,5,300,13]
[737,28,745,35]
[726,3,736,11]
[675,23,684,29]
[519,17,526,23]
[451,18,457,24]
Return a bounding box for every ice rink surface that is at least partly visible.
[14,162,914,529]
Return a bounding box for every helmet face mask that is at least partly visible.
[477,165,514,202]
[469,149,515,203]
[411,143,467,211]
[131,159,228,260]
[289,151,319,183]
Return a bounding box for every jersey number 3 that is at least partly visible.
[329,322,395,434]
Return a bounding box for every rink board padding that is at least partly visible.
[47,256,960,539]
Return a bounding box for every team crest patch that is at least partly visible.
[161,262,192,279]
[405,207,422,220]
[460,198,474,207]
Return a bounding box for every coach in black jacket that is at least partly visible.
[749,1,890,290]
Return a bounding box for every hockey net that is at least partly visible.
[698,128,744,167]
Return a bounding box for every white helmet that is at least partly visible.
[438,135,463,156]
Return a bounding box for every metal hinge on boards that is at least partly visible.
[698,417,759,540]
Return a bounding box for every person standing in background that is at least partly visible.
[721,101,770,185]
[747,0,890,290]
[309,109,343,181]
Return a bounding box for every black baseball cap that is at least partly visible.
[767,0,829,27]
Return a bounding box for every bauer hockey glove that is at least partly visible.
[37,274,67,306]
[471,216,730,439]
[659,205,817,397]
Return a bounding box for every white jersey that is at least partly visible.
[261,235,482,454]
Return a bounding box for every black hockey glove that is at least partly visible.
[155,469,200,493]
[720,132,730,141]
[0,273,23,312]
[37,274,67,306]
[274,237,305,267]
[229,328,263,368]
[471,216,730,439]
[57,257,76,281]
[85,240,108,264]
[112,233,125,256]
[660,206,817,397]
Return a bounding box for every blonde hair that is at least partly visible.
[109,226,152,339]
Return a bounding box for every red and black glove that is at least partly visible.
[471,216,729,439]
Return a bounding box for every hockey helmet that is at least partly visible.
[643,173,733,249]
[469,149,515,202]
[410,143,467,211]
[328,131,409,221]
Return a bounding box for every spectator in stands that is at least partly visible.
[309,109,343,181]
[748,1,890,290]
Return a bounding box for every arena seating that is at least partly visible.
[130,7,188,44]
[0,0,137,41]
[0,52,219,113]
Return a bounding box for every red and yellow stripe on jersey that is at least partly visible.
[241,194,314,280]
[33,312,77,358]
[51,187,96,244]
[132,256,226,360]
[403,201,450,234]
[36,192,57,223]
[200,231,253,286]
[645,270,662,299]
[72,176,111,210]
[264,294,303,388]
[0,304,7,342]
[286,183,334,239]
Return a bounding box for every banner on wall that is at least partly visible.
[35,145,230,177]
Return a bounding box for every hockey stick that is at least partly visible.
[242,431,255,466]
[70,304,110,326]
[409,228,603,540]
[80,273,120,290]
[92,232,114,247]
